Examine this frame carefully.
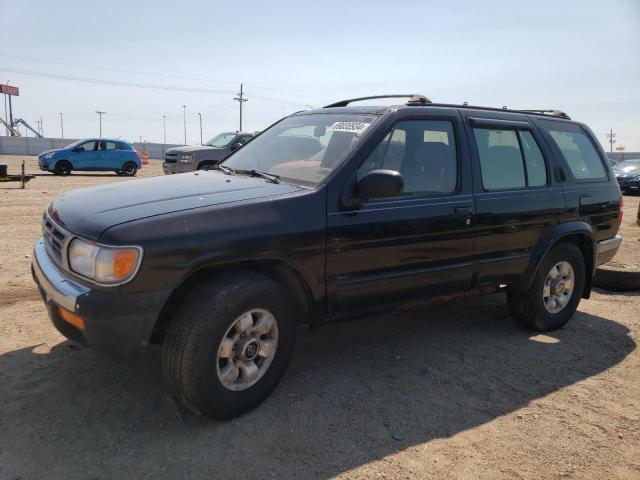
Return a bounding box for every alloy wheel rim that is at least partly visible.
[215,308,279,391]
[543,261,575,314]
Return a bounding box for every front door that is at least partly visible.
[72,140,98,170]
[325,115,476,316]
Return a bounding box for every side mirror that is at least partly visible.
[230,142,243,151]
[357,169,404,200]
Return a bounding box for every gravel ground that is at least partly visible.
[0,155,639,479]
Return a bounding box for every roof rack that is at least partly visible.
[517,109,571,120]
[324,94,432,108]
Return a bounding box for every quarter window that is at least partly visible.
[541,122,606,181]
[473,128,549,190]
[358,120,457,196]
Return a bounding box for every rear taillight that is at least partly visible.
[134,149,140,158]
[618,197,624,225]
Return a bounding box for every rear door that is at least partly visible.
[463,113,566,285]
[325,112,476,316]
[533,119,620,242]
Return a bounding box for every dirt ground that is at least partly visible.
[0,155,639,480]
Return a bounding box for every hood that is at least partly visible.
[166,145,222,154]
[48,171,303,240]
[39,148,64,157]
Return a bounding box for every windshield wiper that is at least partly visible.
[235,169,281,184]
[205,163,234,174]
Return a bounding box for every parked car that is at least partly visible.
[162,131,257,174]
[32,94,623,419]
[613,159,640,194]
[38,138,141,176]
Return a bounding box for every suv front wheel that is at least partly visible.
[508,243,586,331]
[162,272,296,419]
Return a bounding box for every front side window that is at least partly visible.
[78,141,96,152]
[541,121,606,181]
[357,119,457,196]
[223,113,379,185]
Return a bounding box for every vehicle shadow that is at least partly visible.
[0,294,634,479]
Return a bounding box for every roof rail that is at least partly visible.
[324,94,432,108]
[518,109,571,120]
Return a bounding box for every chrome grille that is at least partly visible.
[42,212,68,264]
[164,152,178,163]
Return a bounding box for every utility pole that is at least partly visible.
[182,105,187,145]
[606,129,616,153]
[3,80,9,136]
[39,115,43,136]
[58,113,64,139]
[36,118,41,136]
[96,111,105,137]
[162,115,166,145]
[198,112,203,145]
[233,83,248,131]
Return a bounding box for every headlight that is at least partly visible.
[44,152,55,159]
[178,153,192,163]
[68,238,142,285]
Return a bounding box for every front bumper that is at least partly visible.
[31,237,171,360]
[595,235,622,266]
[37,157,52,171]
[162,162,193,174]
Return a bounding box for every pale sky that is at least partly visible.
[1,0,639,151]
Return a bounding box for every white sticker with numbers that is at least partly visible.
[328,121,371,135]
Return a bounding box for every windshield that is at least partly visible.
[205,133,236,148]
[65,139,89,149]
[222,113,379,185]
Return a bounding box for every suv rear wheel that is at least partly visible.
[162,272,296,419]
[507,243,585,331]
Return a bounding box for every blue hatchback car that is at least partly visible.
[38,138,141,176]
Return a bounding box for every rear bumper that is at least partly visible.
[595,235,622,266]
[31,237,171,360]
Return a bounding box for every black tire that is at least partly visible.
[54,161,72,176]
[162,272,296,419]
[507,243,586,331]
[115,170,124,176]
[122,162,138,176]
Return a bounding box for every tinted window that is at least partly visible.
[474,129,525,190]
[98,141,118,150]
[236,136,254,145]
[519,131,547,186]
[358,120,457,196]
[543,122,606,181]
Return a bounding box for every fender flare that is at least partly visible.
[514,221,596,296]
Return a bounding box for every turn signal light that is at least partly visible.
[58,307,85,331]
[618,197,624,226]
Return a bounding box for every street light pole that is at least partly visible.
[162,115,166,145]
[198,112,203,145]
[182,105,187,145]
[58,113,64,139]
[96,111,105,137]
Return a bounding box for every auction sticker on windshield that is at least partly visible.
[328,121,371,135]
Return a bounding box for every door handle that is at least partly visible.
[453,206,473,221]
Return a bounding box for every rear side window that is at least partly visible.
[542,122,607,181]
[473,128,548,190]
[519,131,547,187]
